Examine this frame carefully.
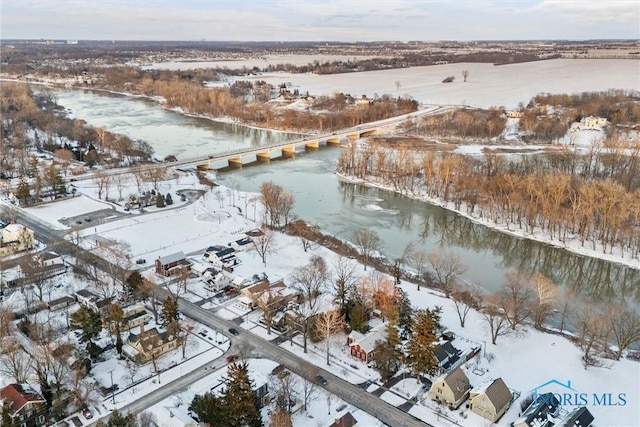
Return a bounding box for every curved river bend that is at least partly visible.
[54,89,640,305]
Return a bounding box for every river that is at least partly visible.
[52,88,640,305]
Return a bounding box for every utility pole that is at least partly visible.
[108,369,115,404]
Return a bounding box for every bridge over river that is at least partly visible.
[65,104,454,182]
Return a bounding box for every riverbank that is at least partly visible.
[335,172,640,271]
[0,76,304,139]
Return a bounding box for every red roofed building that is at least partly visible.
[0,384,47,427]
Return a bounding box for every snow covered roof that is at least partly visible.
[158,251,187,265]
[349,327,387,353]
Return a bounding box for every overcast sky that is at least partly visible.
[2,0,639,41]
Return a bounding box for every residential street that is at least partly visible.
[7,207,429,427]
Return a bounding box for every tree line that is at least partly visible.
[337,141,640,261]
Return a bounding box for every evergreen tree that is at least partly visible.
[190,392,227,426]
[348,300,370,333]
[160,296,180,335]
[70,304,102,350]
[371,310,403,381]
[125,271,143,300]
[156,193,165,208]
[15,178,31,206]
[396,287,413,333]
[405,309,438,379]
[223,361,263,427]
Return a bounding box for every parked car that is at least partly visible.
[226,354,238,363]
[228,327,239,336]
[316,375,328,386]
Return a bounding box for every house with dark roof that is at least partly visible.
[204,246,240,271]
[433,341,462,374]
[469,378,512,422]
[328,412,358,427]
[0,383,47,427]
[556,406,594,427]
[513,393,561,427]
[429,367,470,409]
[124,326,179,363]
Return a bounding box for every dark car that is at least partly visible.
[228,327,239,336]
[226,354,238,363]
[316,375,328,386]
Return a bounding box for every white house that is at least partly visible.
[581,116,608,129]
[204,245,241,270]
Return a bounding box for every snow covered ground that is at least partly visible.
[232,59,639,110]
[4,171,639,426]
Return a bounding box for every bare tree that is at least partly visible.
[260,181,296,228]
[353,228,382,270]
[427,251,467,298]
[482,296,510,345]
[332,257,358,315]
[412,250,428,290]
[0,307,14,337]
[300,377,318,412]
[462,70,469,82]
[315,310,345,365]
[0,342,32,383]
[271,371,298,414]
[180,320,194,359]
[607,307,640,360]
[451,283,481,328]
[579,309,608,369]
[100,239,133,299]
[253,227,274,266]
[93,169,111,200]
[557,287,578,334]
[291,256,329,312]
[113,173,127,201]
[253,286,282,335]
[143,165,166,193]
[530,274,558,329]
[138,412,158,427]
[499,272,533,330]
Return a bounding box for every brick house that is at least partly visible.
[155,252,190,277]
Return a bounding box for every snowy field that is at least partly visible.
[233,59,639,110]
[142,54,382,71]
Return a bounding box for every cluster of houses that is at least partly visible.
[155,229,265,278]
[428,367,594,425]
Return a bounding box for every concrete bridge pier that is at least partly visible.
[256,151,271,164]
[228,156,243,168]
[196,160,213,170]
[282,146,296,159]
[305,140,319,150]
[326,137,340,145]
[347,133,360,141]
